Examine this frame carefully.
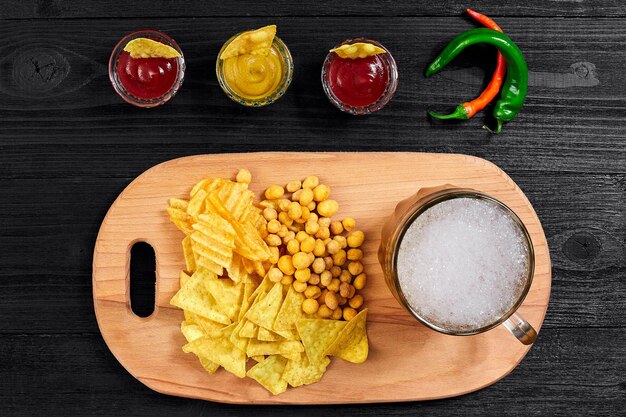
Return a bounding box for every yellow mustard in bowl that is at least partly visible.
[222,47,283,99]
[216,25,293,107]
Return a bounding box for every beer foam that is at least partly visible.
[397,197,529,332]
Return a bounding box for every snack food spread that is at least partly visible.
[166,169,369,394]
[219,25,285,100]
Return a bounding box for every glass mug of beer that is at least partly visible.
[379,185,537,345]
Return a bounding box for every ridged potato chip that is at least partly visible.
[167,207,194,235]
[246,354,288,395]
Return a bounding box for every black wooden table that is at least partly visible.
[1,2,624,416]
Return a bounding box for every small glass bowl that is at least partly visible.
[321,38,398,115]
[109,30,185,108]
[216,34,294,107]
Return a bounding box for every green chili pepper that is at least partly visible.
[425,28,528,134]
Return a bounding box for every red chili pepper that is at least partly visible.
[429,9,507,120]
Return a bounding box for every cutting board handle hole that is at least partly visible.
[129,241,156,318]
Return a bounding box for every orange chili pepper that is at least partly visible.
[429,9,507,120]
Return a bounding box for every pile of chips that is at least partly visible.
[167,170,368,395]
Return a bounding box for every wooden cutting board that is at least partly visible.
[93,152,551,404]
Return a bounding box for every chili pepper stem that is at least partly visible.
[428,105,469,120]
[483,119,504,134]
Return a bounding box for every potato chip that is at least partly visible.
[190,178,211,198]
[323,309,368,363]
[168,198,189,210]
[170,270,231,325]
[274,286,305,331]
[246,354,288,395]
[226,254,250,284]
[245,282,283,330]
[183,325,246,378]
[330,42,386,59]
[283,353,330,387]
[124,37,181,59]
[216,181,254,221]
[189,212,237,275]
[251,355,265,363]
[187,189,208,218]
[207,192,270,261]
[296,318,347,364]
[181,236,197,273]
[166,207,195,235]
[220,25,277,60]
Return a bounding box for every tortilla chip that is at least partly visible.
[186,312,225,334]
[239,319,259,338]
[247,339,304,357]
[205,277,243,322]
[274,286,305,331]
[183,324,246,378]
[229,319,250,353]
[245,282,283,330]
[258,326,282,342]
[170,271,231,325]
[296,318,346,364]
[246,354,288,395]
[181,322,221,374]
[323,309,368,363]
[283,353,330,387]
[238,276,258,321]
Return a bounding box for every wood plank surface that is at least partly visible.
[0,3,624,416]
[92,152,551,404]
[3,1,626,19]
[0,17,625,175]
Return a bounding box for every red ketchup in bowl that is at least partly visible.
[116,52,179,100]
[327,54,390,108]
[322,39,398,115]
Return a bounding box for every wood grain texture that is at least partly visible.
[3,1,626,19]
[0,17,625,175]
[1,3,625,416]
[92,152,551,404]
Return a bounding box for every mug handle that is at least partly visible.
[503,312,537,345]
